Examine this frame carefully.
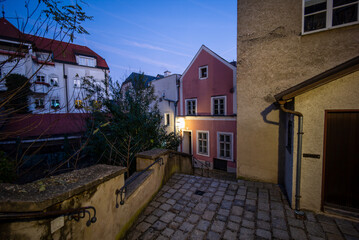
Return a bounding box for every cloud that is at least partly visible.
[88,39,183,71]
[123,40,191,57]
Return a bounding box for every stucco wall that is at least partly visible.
[290,71,359,211]
[237,0,359,183]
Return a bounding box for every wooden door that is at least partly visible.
[323,111,359,210]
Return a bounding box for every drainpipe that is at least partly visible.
[63,63,69,113]
[278,100,305,218]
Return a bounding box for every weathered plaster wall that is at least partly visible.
[237,0,359,183]
[291,71,359,211]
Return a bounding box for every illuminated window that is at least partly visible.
[51,99,60,109]
[75,100,83,109]
[74,79,81,88]
[164,113,170,126]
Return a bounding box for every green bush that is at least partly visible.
[0,151,17,183]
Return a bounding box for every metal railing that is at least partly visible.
[0,206,97,226]
[115,157,164,207]
[192,156,210,177]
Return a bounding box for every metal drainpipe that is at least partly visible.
[278,100,305,217]
[63,63,69,113]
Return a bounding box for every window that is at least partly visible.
[199,66,208,79]
[75,100,83,109]
[50,77,59,87]
[35,98,44,108]
[164,113,170,126]
[74,79,81,88]
[212,96,226,116]
[77,56,97,67]
[36,75,45,82]
[217,133,233,161]
[303,0,359,33]
[197,131,209,156]
[51,99,60,109]
[185,99,197,115]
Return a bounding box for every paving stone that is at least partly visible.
[321,222,341,235]
[145,215,158,224]
[127,230,142,240]
[290,226,308,240]
[243,210,255,220]
[326,233,344,240]
[207,203,218,211]
[150,201,161,208]
[308,235,325,240]
[227,221,240,231]
[306,221,325,237]
[234,199,245,206]
[272,217,288,230]
[143,206,155,215]
[317,214,336,224]
[338,224,359,237]
[207,231,221,240]
[212,196,222,203]
[272,209,285,218]
[159,203,172,211]
[247,191,257,200]
[235,195,246,201]
[152,220,167,231]
[203,210,215,221]
[239,227,255,239]
[141,227,159,240]
[218,208,230,216]
[256,228,272,239]
[246,199,256,206]
[305,211,317,222]
[257,210,270,221]
[242,219,255,229]
[258,202,270,211]
[189,229,205,240]
[153,208,165,217]
[188,214,200,224]
[197,219,211,231]
[257,220,271,230]
[237,187,247,196]
[223,229,237,239]
[161,228,174,237]
[343,234,359,240]
[232,205,244,216]
[221,200,232,209]
[160,212,176,223]
[169,221,179,230]
[216,214,228,221]
[229,214,241,223]
[211,220,225,232]
[179,221,194,233]
[174,216,184,223]
[288,217,304,228]
[136,222,151,233]
[172,230,188,240]
[273,228,290,239]
[179,211,189,218]
[156,235,169,240]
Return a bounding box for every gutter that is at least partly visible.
[278,100,305,218]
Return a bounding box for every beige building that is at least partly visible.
[237,0,359,213]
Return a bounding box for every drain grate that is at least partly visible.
[194,190,205,196]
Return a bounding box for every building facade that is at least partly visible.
[0,18,109,115]
[178,45,237,172]
[237,0,359,212]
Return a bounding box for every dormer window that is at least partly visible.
[36,75,45,82]
[76,55,96,67]
[199,66,208,79]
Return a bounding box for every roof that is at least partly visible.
[181,45,236,78]
[275,56,359,101]
[124,72,163,85]
[0,113,89,140]
[0,18,109,69]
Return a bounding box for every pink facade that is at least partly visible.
[179,45,237,172]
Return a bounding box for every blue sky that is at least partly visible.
[4,0,236,83]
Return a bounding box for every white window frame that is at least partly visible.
[50,76,59,87]
[185,99,197,116]
[217,132,233,161]
[197,130,210,157]
[302,0,359,34]
[76,55,97,67]
[211,96,227,116]
[164,113,170,126]
[74,78,81,88]
[199,65,208,79]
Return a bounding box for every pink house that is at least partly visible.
[178,45,237,173]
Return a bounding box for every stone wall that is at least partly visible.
[0,149,193,239]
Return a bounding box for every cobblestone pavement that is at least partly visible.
[125,173,359,240]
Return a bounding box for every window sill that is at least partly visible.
[302,21,359,36]
[197,152,209,157]
[216,156,233,162]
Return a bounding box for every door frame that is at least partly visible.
[182,130,193,155]
[321,109,359,210]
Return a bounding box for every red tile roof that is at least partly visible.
[0,113,89,140]
[0,18,109,69]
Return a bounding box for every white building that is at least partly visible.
[151,71,181,134]
[0,18,109,114]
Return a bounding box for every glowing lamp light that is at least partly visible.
[176,117,185,130]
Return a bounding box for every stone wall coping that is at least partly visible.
[0,164,126,212]
[136,149,193,160]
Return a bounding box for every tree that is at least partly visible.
[4,74,31,114]
[85,74,181,176]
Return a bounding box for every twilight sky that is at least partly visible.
[4,0,236,83]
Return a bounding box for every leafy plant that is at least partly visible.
[4,74,31,114]
[0,151,17,183]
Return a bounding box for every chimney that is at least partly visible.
[164,70,171,77]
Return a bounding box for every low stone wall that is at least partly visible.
[0,149,193,240]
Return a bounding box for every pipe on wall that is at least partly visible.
[278,100,305,217]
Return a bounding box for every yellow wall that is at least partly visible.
[291,71,359,212]
[237,0,359,183]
